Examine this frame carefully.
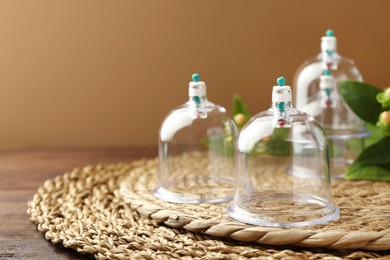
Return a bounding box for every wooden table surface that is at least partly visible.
[0,147,157,259]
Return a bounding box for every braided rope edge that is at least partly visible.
[120,179,390,251]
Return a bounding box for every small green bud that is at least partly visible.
[381,111,390,123]
[386,88,390,97]
[377,111,390,136]
[234,113,247,127]
[376,87,390,109]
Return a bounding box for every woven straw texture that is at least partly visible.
[28,159,390,259]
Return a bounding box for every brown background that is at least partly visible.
[0,0,389,148]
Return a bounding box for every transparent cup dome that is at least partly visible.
[153,74,238,204]
[293,29,369,178]
[227,77,340,227]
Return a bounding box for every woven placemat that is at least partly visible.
[28,159,390,259]
[120,157,390,251]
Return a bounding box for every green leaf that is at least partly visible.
[354,136,390,166]
[251,128,292,157]
[339,80,383,125]
[345,163,390,181]
[344,132,390,181]
[232,95,251,119]
[365,123,383,147]
[346,123,383,152]
[265,128,293,156]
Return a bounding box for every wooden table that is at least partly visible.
[0,147,156,259]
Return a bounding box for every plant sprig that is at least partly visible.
[339,81,390,181]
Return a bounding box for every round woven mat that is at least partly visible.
[28,159,390,259]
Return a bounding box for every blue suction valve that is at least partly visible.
[326,50,333,56]
[326,29,334,37]
[192,73,200,82]
[321,29,337,59]
[278,102,286,111]
[277,76,286,86]
[190,73,202,104]
[323,69,332,76]
[273,76,290,127]
[276,77,287,111]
